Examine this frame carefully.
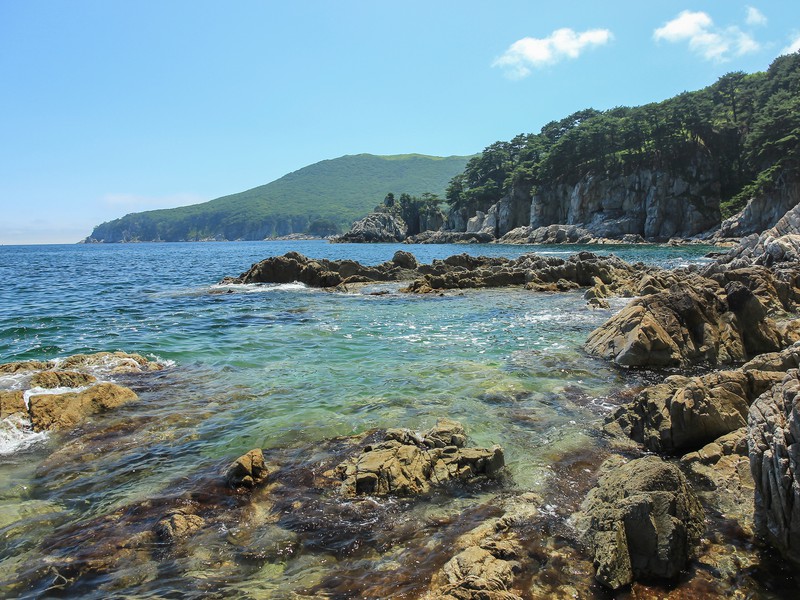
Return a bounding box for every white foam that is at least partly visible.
[0,415,48,455]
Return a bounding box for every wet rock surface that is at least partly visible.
[574,455,705,590]
[220,250,657,296]
[330,419,504,497]
[0,351,165,433]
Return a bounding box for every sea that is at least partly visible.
[1,240,778,598]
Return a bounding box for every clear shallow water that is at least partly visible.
[0,241,720,597]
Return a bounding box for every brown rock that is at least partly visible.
[154,510,205,544]
[226,448,269,489]
[0,360,53,374]
[27,382,138,431]
[0,390,27,420]
[30,370,98,389]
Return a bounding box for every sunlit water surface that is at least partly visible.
[0,241,719,597]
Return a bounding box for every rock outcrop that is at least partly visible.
[0,352,165,433]
[606,345,800,453]
[720,201,800,266]
[222,250,655,296]
[585,264,799,368]
[716,171,800,239]
[574,455,705,590]
[748,369,800,566]
[330,419,504,497]
[334,212,409,243]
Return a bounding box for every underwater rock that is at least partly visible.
[226,448,269,489]
[154,509,206,544]
[332,419,504,497]
[575,455,705,590]
[748,369,800,566]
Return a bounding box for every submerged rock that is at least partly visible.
[331,419,504,497]
[27,382,138,432]
[575,455,705,590]
[226,448,269,489]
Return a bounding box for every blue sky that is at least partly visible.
[1,1,799,244]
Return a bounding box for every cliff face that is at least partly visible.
[717,171,800,239]
[530,164,721,241]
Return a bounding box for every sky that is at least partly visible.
[1,1,799,244]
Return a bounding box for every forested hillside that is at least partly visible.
[446,52,800,229]
[84,154,470,242]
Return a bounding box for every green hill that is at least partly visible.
[85,153,471,242]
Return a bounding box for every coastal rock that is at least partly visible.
[30,370,97,389]
[27,383,138,431]
[585,269,789,368]
[721,199,800,265]
[334,212,409,243]
[748,369,800,565]
[430,545,522,600]
[406,230,495,244]
[226,449,269,489]
[0,352,165,434]
[716,170,800,239]
[608,344,800,453]
[574,455,705,590]
[332,419,504,497]
[498,224,593,245]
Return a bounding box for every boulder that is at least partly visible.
[154,509,205,544]
[748,369,800,565]
[574,456,704,590]
[608,344,800,453]
[332,419,504,497]
[226,448,269,489]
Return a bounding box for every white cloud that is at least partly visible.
[101,192,206,211]
[745,7,767,27]
[493,27,613,79]
[781,33,800,56]
[653,10,760,61]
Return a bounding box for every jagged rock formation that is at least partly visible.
[585,263,800,368]
[748,369,800,566]
[333,212,408,243]
[721,201,800,266]
[606,345,800,454]
[574,455,705,590]
[221,250,654,296]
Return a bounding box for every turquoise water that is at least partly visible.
[0,241,718,597]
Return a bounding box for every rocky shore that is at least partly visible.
[6,208,800,597]
[213,203,800,595]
